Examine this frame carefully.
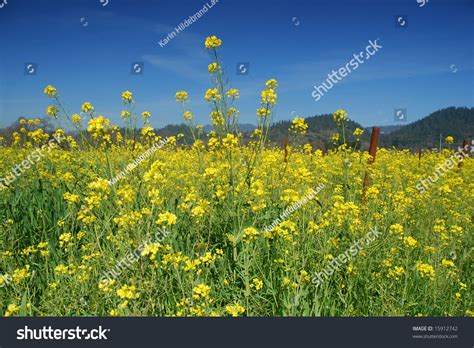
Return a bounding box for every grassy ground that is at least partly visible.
[0,144,472,316]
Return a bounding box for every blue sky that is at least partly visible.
[0,0,473,129]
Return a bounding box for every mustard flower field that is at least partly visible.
[0,36,472,317]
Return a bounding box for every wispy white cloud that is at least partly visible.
[142,54,208,81]
[144,22,218,81]
[272,59,474,97]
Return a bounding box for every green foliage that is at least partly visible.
[380,107,474,150]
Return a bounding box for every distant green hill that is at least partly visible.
[379,107,474,150]
[266,114,369,149]
[265,107,473,150]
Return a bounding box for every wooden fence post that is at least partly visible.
[363,127,380,196]
[458,139,468,168]
[283,136,289,163]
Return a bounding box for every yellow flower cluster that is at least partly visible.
[5,304,21,317]
[210,111,224,126]
[403,236,418,248]
[156,211,177,226]
[121,90,134,103]
[225,303,245,317]
[71,113,82,124]
[183,111,193,121]
[353,127,364,138]
[117,284,140,300]
[289,117,309,135]
[113,211,143,229]
[389,223,404,235]
[192,284,211,301]
[243,227,259,243]
[205,35,222,49]
[87,116,111,140]
[98,279,116,293]
[226,88,239,98]
[261,88,277,105]
[205,88,221,102]
[387,266,405,280]
[333,109,348,126]
[81,102,94,114]
[46,105,59,118]
[141,111,151,123]
[416,262,435,280]
[208,63,220,73]
[175,91,189,102]
[12,265,31,284]
[43,85,57,98]
[250,278,263,291]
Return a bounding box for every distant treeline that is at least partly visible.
[1,107,472,151]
